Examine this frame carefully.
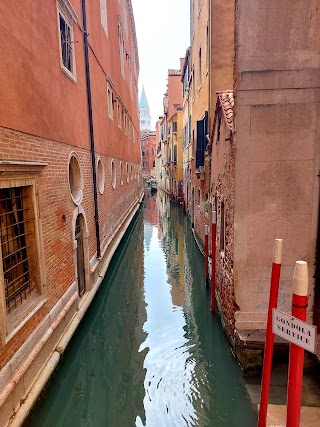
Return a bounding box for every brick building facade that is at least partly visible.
[0,0,142,424]
[141,131,157,176]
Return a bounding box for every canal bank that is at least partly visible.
[24,191,257,426]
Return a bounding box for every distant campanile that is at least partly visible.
[139,86,151,131]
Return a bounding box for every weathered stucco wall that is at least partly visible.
[233,0,320,330]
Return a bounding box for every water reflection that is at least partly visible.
[25,190,256,427]
[137,192,209,426]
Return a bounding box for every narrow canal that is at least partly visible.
[25,191,257,427]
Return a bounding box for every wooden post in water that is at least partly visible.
[210,211,217,313]
[286,261,308,427]
[258,239,283,427]
[205,225,209,286]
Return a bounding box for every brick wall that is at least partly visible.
[0,125,141,370]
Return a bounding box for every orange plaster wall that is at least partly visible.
[0,0,89,149]
[167,75,183,118]
[0,0,140,163]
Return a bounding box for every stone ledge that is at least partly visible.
[235,329,289,350]
[266,404,320,427]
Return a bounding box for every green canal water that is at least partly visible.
[25,192,257,427]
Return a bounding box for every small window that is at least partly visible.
[107,84,113,120]
[122,0,128,37]
[220,201,225,253]
[100,0,108,36]
[126,162,129,183]
[198,189,201,206]
[173,145,177,165]
[97,158,105,194]
[68,153,83,205]
[111,160,116,189]
[120,161,123,185]
[117,103,122,128]
[58,2,76,80]
[217,114,222,144]
[118,23,125,78]
[173,121,177,133]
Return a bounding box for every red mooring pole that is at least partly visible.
[258,239,283,427]
[286,261,308,427]
[205,225,209,286]
[210,211,217,313]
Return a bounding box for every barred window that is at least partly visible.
[0,187,34,313]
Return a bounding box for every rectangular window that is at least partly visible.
[0,187,33,313]
[122,0,128,37]
[100,0,108,36]
[124,112,128,135]
[217,114,222,144]
[117,102,122,128]
[0,172,46,341]
[129,59,133,99]
[173,121,177,133]
[173,145,177,165]
[220,201,225,253]
[58,2,76,80]
[107,84,113,119]
[118,23,125,78]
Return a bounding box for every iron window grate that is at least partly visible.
[0,187,34,313]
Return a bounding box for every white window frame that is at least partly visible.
[107,83,113,120]
[117,102,122,128]
[118,23,125,79]
[57,0,77,82]
[123,0,128,37]
[100,0,108,37]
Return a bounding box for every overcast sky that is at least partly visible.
[131,0,190,129]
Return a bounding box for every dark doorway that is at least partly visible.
[75,214,85,297]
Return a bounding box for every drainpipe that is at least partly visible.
[81,0,101,258]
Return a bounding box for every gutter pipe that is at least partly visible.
[81,0,101,258]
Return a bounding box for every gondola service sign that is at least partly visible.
[272,309,317,353]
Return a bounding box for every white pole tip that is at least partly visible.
[293,260,308,296]
[273,239,283,264]
[212,210,217,224]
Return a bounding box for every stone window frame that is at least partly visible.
[111,159,116,189]
[219,199,226,257]
[0,161,47,344]
[97,157,105,194]
[118,21,125,79]
[117,102,122,128]
[100,0,108,37]
[68,152,84,206]
[126,162,129,183]
[120,161,123,185]
[57,0,78,82]
[107,83,114,120]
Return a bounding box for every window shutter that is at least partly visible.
[196,118,204,168]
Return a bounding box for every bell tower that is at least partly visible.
[139,86,151,131]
